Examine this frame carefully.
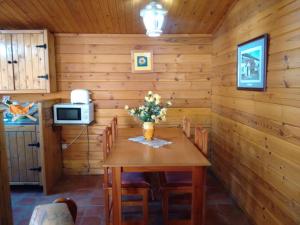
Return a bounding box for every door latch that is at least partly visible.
[28,142,40,148]
[36,43,47,49]
[37,74,49,80]
[29,167,42,172]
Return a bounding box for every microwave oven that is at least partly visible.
[53,103,94,125]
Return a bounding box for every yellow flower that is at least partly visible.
[148,91,153,96]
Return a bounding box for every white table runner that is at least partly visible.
[128,136,172,149]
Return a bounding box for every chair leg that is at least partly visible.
[162,190,169,225]
[143,189,149,225]
[104,189,110,225]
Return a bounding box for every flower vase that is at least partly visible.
[143,122,155,141]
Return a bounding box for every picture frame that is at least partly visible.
[131,50,153,73]
[237,34,269,91]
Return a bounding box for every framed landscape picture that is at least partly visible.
[237,34,269,90]
[131,50,153,73]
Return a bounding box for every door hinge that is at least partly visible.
[28,142,40,148]
[29,166,42,172]
[36,43,47,49]
[37,74,48,80]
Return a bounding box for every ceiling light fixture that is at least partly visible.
[140,1,167,37]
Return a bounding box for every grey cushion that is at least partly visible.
[29,203,74,225]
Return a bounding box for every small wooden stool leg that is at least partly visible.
[162,191,169,225]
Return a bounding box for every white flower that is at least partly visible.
[145,96,149,102]
[148,91,153,96]
[153,94,161,99]
[155,99,160,105]
[130,109,135,115]
[167,101,172,106]
[161,116,166,121]
[151,115,156,119]
[149,97,154,102]
[124,105,129,110]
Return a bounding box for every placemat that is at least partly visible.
[128,136,172,149]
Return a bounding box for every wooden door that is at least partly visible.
[0,111,13,225]
[39,100,62,194]
[11,32,47,91]
[0,34,14,91]
[4,125,41,185]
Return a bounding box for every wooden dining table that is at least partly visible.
[102,127,211,225]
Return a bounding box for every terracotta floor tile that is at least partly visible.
[79,216,102,225]
[10,171,252,225]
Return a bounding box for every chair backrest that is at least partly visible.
[182,116,191,138]
[103,126,113,159]
[194,126,208,156]
[111,116,118,143]
[103,126,112,187]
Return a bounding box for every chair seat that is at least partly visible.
[163,172,192,187]
[108,172,150,188]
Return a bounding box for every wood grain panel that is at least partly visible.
[212,0,300,224]
[0,1,236,34]
[38,99,63,194]
[0,110,13,225]
[0,34,14,91]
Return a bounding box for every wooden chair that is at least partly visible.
[103,126,150,225]
[111,116,118,143]
[160,126,209,225]
[182,116,191,138]
[194,126,208,156]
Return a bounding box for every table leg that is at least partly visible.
[112,167,122,225]
[191,166,205,225]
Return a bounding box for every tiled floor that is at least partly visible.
[11,171,253,225]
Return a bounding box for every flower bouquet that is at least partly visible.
[125,91,172,140]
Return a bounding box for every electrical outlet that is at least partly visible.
[62,144,68,150]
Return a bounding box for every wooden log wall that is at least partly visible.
[211,0,300,225]
[0,110,13,225]
[7,34,212,175]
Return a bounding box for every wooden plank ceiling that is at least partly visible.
[0,0,235,34]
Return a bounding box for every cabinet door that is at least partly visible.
[0,34,14,91]
[12,33,47,91]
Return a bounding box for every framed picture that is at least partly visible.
[237,34,269,90]
[131,50,153,73]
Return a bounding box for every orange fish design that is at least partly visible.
[9,103,34,115]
